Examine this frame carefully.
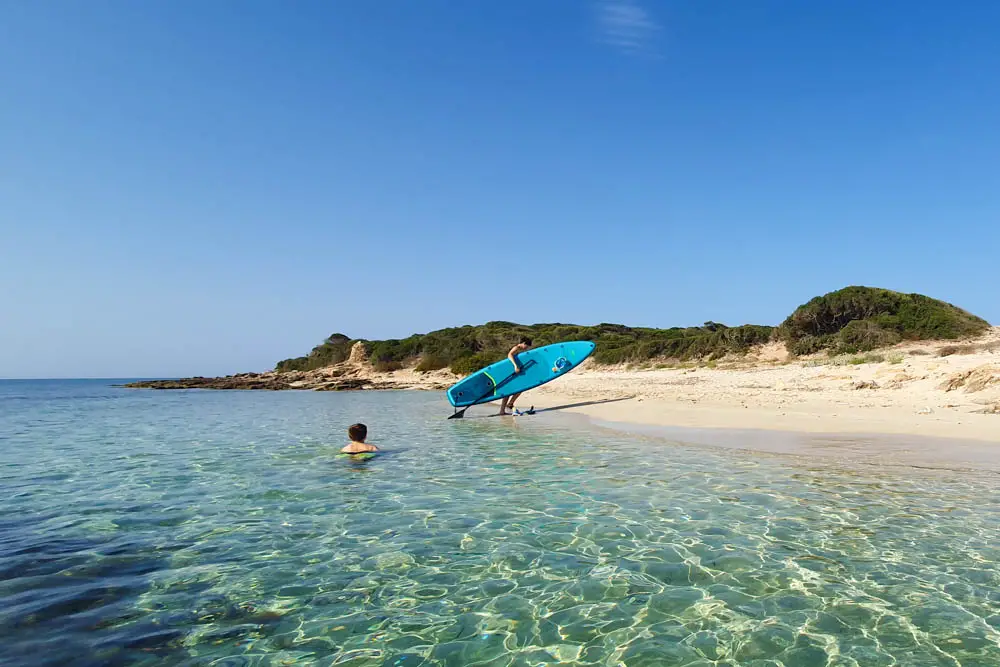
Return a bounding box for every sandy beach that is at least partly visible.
[318,328,1000,445]
[524,329,1000,444]
[127,328,999,445]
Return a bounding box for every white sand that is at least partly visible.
[519,329,1000,444]
[291,329,999,449]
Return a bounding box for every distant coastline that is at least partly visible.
[121,286,999,441]
[125,285,992,392]
[120,325,1000,444]
[119,371,425,392]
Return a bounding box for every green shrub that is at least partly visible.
[835,320,901,353]
[450,353,498,376]
[789,335,832,356]
[272,286,988,371]
[780,286,988,356]
[594,347,632,364]
[275,334,355,372]
[415,355,449,372]
[372,359,403,372]
[275,320,778,371]
[840,352,887,365]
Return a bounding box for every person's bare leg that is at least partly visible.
[499,396,510,415]
[508,392,523,412]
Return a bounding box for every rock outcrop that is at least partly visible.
[119,372,391,391]
[119,361,454,392]
[348,341,368,364]
[938,365,1000,393]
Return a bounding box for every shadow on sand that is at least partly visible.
[466,396,636,418]
[531,396,635,413]
[459,396,635,420]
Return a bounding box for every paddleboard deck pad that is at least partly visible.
[446,341,596,408]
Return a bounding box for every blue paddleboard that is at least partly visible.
[446,341,596,408]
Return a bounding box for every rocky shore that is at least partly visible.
[120,373,384,391]
[121,340,457,392]
[119,364,455,392]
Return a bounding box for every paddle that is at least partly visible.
[448,359,536,419]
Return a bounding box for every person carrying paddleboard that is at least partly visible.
[499,337,532,415]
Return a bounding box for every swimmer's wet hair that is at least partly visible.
[520,336,533,345]
[348,423,367,442]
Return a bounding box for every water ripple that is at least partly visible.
[1,381,999,665]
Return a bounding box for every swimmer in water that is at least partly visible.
[341,423,378,454]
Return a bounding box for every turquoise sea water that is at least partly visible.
[2,380,999,666]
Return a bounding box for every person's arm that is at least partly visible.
[508,347,521,373]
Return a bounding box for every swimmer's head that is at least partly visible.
[348,423,367,442]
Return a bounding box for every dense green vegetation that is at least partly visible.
[274,287,991,374]
[778,286,990,355]
[275,322,776,373]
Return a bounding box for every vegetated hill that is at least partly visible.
[778,286,991,356]
[275,321,776,375]
[274,287,991,374]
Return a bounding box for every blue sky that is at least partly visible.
[2,1,998,378]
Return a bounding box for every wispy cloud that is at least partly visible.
[595,0,661,56]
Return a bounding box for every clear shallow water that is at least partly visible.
[2,381,1000,666]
